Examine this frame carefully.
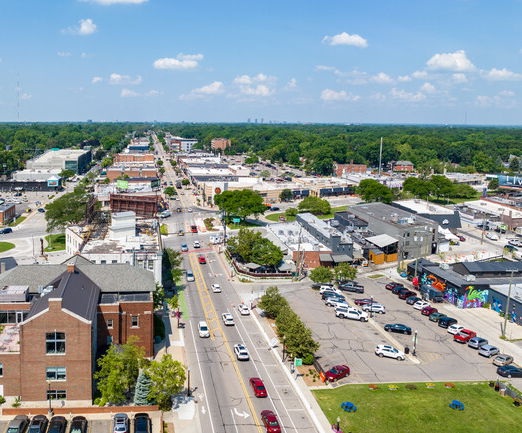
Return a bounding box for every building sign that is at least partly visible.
[499,175,522,188]
[442,219,449,225]
[117,180,129,189]
[47,179,59,187]
[151,179,160,188]
[215,187,222,194]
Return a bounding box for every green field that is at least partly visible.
[9,216,26,227]
[44,234,66,252]
[265,206,348,222]
[0,242,15,253]
[313,382,521,433]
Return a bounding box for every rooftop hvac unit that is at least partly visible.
[464,274,476,282]
[439,263,450,270]
[37,285,44,294]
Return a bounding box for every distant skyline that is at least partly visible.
[1,0,522,124]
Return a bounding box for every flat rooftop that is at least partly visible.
[394,199,454,215]
[463,199,522,219]
[268,222,331,252]
[187,167,233,177]
[350,202,436,228]
[33,149,89,163]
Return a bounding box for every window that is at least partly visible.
[46,367,66,381]
[107,319,113,329]
[148,260,154,270]
[131,315,139,328]
[112,260,118,264]
[101,260,106,264]
[47,390,66,400]
[0,362,3,377]
[46,332,66,354]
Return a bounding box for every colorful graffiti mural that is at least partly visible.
[444,285,489,309]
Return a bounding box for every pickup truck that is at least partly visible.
[339,282,364,294]
[335,306,369,322]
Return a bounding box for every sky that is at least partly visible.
[1,0,522,124]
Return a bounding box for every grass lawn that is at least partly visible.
[227,220,260,229]
[265,206,348,222]
[44,234,66,252]
[175,278,189,320]
[9,216,26,227]
[313,381,521,433]
[0,242,15,253]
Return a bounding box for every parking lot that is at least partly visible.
[284,274,503,385]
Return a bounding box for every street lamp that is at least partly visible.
[187,368,191,397]
[502,269,517,339]
[46,379,53,415]
[336,416,340,432]
[370,295,374,319]
[282,335,286,361]
[413,329,418,356]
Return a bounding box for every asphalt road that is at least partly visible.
[181,248,318,433]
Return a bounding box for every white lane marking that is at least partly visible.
[188,321,216,433]
[234,408,250,419]
[230,409,240,433]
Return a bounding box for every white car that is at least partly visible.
[447,324,465,335]
[198,321,210,338]
[188,208,193,212]
[375,344,405,361]
[238,304,250,315]
[486,232,499,241]
[318,285,337,294]
[324,298,348,308]
[362,303,386,314]
[413,300,430,310]
[211,284,221,293]
[222,313,235,326]
[234,343,250,361]
[186,270,195,282]
[193,240,201,249]
[335,306,369,322]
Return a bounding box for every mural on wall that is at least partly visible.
[492,297,502,313]
[444,285,489,309]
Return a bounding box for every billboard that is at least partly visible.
[499,175,522,188]
[151,179,160,188]
[117,180,129,189]
[47,179,59,187]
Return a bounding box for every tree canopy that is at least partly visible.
[356,179,393,204]
[298,196,331,215]
[227,228,283,267]
[214,190,267,219]
[45,187,93,231]
[279,189,293,202]
[309,266,334,283]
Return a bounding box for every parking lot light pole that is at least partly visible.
[187,368,191,397]
[413,329,418,356]
[336,416,340,432]
[46,379,53,415]
[502,269,516,339]
[370,295,373,319]
[282,335,286,361]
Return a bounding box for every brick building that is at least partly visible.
[0,204,16,225]
[333,160,367,176]
[0,255,154,404]
[113,153,155,163]
[105,164,158,181]
[391,160,415,172]
[211,138,231,151]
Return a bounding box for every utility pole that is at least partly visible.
[414,230,423,278]
[481,212,487,245]
[378,137,383,176]
[294,226,303,281]
[502,269,516,339]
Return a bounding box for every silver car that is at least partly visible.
[478,344,499,358]
[468,337,488,349]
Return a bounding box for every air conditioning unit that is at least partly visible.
[439,263,450,270]
[464,274,476,282]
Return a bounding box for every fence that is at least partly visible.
[497,381,521,400]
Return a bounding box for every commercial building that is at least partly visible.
[211,138,232,151]
[390,160,414,172]
[166,134,198,152]
[113,153,155,163]
[27,149,92,174]
[0,204,16,225]
[333,160,368,176]
[458,198,522,228]
[105,163,158,181]
[0,255,154,404]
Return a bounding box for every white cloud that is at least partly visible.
[390,88,426,102]
[398,75,412,82]
[426,50,475,72]
[108,73,142,85]
[20,93,32,100]
[92,76,103,84]
[371,72,394,84]
[153,53,202,70]
[241,85,272,97]
[480,67,522,81]
[452,73,467,83]
[121,88,139,97]
[57,51,71,57]
[146,90,159,97]
[322,32,368,48]
[81,52,94,59]
[412,70,428,79]
[285,78,297,90]
[180,81,225,100]
[320,89,360,102]
[315,65,337,72]
[79,0,148,4]
[63,18,97,36]
[231,73,276,97]
[420,82,436,93]
[370,92,386,101]
[499,90,515,97]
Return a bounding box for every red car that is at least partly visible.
[354,298,376,306]
[398,290,416,300]
[454,329,477,343]
[261,410,281,433]
[198,256,206,264]
[421,306,438,316]
[386,282,402,290]
[191,225,198,233]
[325,365,350,382]
[458,235,466,242]
[249,377,267,398]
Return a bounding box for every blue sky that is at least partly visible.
[1,0,522,124]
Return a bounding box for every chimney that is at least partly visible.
[0,262,5,274]
[67,263,75,273]
[350,160,354,165]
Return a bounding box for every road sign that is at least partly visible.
[295,358,303,367]
[232,218,240,223]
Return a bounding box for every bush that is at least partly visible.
[302,353,314,365]
[11,397,20,408]
[483,302,490,309]
[0,395,5,404]
[93,397,101,406]
[160,224,168,235]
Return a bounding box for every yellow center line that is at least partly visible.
[189,254,263,433]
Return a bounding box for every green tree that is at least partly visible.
[59,169,75,180]
[356,179,393,204]
[259,169,271,179]
[298,196,331,215]
[101,157,113,168]
[157,159,164,166]
[334,263,357,282]
[182,179,190,186]
[134,371,153,406]
[45,187,92,231]
[159,167,165,175]
[279,189,293,202]
[430,175,454,199]
[153,282,164,309]
[288,151,301,167]
[403,177,434,198]
[147,354,186,411]
[244,153,258,165]
[510,157,520,172]
[214,190,267,220]
[275,304,299,338]
[258,286,289,319]
[309,266,334,283]
[488,178,499,190]
[285,207,298,217]
[164,187,176,197]
[227,229,283,267]
[284,318,319,359]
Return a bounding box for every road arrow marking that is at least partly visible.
[234,408,250,419]
[201,406,206,415]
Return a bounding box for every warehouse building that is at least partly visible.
[27,149,92,174]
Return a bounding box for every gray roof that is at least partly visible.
[245,263,261,270]
[0,257,18,272]
[319,253,333,262]
[366,234,398,248]
[0,255,155,293]
[332,254,352,263]
[456,261,522,275]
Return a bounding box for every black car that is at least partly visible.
[271,207,280,211]
[391,285,406,295]
[0,227,13,234]
[28,415,49,433]
[38,208,45,213]
[7,415,29,433]
[321,291,341,300]
[406,296,421,305]
[48,416,67,433]
[70,416,88,433]
[438,317,458,329]
[134,413,151,433]
[384,324,412,335]
[497,365,522,378]
[323,294,346,303]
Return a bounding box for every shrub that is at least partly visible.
[11,397,21,408]
[482,302,490,309]
[302,353,314,365]
[160,224,168,235]
[93,397,101,406]
[0,396,5,404]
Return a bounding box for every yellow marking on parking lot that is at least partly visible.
[417,352,443,364]
[190,254,263,433]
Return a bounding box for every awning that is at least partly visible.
[366,234,398,248]
[438,226,459,241]
[245,263,261,270]
[278,262,292,272]
[319,253,333,262]
[332,254,352,263]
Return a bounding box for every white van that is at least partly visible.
[198,321,210,338]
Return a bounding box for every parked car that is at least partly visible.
[28,415,49,433]
[181,243,188,252]
[319,286,342,296]
[261,410,281,433]
[385,282,402,290]
[406,296,421,305]
[447,324,465,335]
[493,354,514,367]
[468,337,488,349]
[429,312,447,322]
[384,323,412,335]
[421,306,438,316]
[325,297,349,308]
[37,208,45,213]
[497,365,522,378]
[335,306,368,322]
[222,313,235,326]
[325,365,350,382]
[249,377,267,397]
[234,343,250,361]
[486,232,499,241]
[321,291,344,301]
[211,283,221,293]
[392,285,407,295]
[458,235,466,241]
[193,240,200,248]
[339,282,364,294]
[198,256,206,264]
[7,415,30,433]
[312,283,333,290]
[49,416,67,433]
[398,289,416,300]
[70,416,88,433]
[362,303,386,314]
[439,317,458,329]
[0,227,13,234]
[478,344,500,358]
[198,321,210,338]
[413,300,430,310]
[186,270,195,282]
[354,298,376,306]
[238,304,250,315]
[454,329,477,343]
[375,344,405,361]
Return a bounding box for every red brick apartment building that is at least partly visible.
[105,166,158,181]
[211,138,231,151]
[0,204,16,225]
[391,160,415,172]
[113,153,155,163]
[333,160,368,176]
[0,255,154,403]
